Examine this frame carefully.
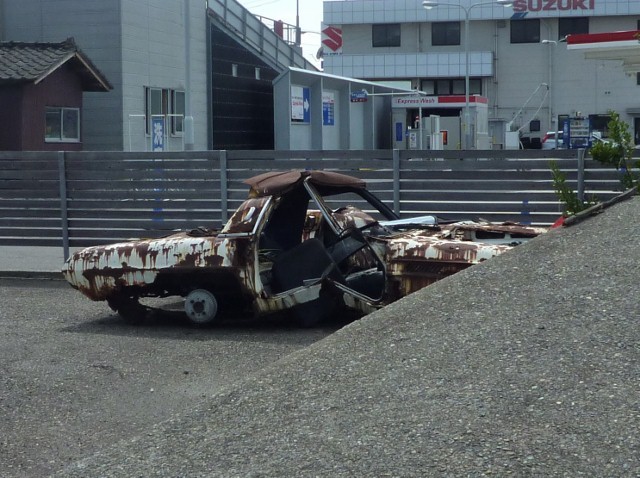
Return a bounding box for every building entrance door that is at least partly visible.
[634,117,640,146]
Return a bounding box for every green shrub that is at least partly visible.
[549,161,598,216]
[589,110,640,191]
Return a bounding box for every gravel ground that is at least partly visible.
[53,196,640,477]
[0,281,338,477]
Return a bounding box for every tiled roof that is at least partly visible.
[0,38,111,91]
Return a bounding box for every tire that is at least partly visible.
[184,289,218,326]
[108,297,149,326]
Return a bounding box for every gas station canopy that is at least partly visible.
[567,30,640,74]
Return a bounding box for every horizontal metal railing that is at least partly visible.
[1,148,635,259]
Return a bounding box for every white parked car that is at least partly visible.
[541,131,563,150]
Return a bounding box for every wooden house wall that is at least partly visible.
[0,86,23,150]
[20,64,84,151]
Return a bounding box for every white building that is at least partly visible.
[322,0,640,149]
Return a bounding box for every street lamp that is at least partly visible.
[541,39,558,148]
[422,0,513,149]
[541,37,566,148]
[295,0,301,47]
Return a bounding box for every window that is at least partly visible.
[145,87,166,135]
[436,79,450,95]
[144,87,184,136]
[421,78,482,96]
[452,79,465,94]
[529,119,541,132]
[421,81,435,95]
[511,19,540,44]
[432,22,460,46]
[372,24,401,47]
[45,107,79,142]
[637,72,640,86]
[171,90,185,135]
[559,17,588,39]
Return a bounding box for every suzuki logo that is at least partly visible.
[321,26,343,53]
[513,0,594,12]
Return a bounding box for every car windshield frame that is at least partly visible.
[302,178,399,234]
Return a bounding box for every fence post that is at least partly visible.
[57,151,70,261]
[392,149,400,216]
[220,150,228,225]
[577,148,585,202]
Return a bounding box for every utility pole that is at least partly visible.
[184,0,195,150]
[295,0,301,47]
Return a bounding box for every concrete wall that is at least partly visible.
[121,0,208,151]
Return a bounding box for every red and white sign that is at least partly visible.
[392,95,489,108]
[567,30,640,48]
[321,24,343,55]
[567,30,640,73]
[513,0,594,13]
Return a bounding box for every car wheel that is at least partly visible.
[184,289,218,326]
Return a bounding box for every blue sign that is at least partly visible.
[152,117,164,151]
[350,90,368,103]
[564,117,592,149]
[395,122,403,142]
[322,92,335,126]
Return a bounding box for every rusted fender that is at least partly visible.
[375,230,512,264]
[62,232,241,301]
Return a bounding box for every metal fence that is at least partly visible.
[0,148,634,257]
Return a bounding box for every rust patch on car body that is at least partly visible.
[63,169,547,322]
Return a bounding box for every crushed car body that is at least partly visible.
[63,170,546,326]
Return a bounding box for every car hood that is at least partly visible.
[367,220,546,264]
[370,228,511,265]
[62,228,227,300]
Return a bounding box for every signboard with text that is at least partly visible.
[151,116,164,152]
[322,92,335,126]
[563,117,592,148]
[513,0,594,13]
[350,90,368,103]
[291,85,310,123]
[392,95,488,108]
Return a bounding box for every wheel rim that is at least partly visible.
[184,289,218,324]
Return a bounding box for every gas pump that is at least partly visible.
[563,117,592,149]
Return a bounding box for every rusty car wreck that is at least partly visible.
[63,170,545,326]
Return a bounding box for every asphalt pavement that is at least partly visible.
[3,196,639,476]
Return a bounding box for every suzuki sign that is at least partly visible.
[513,0,594,12]
[321,24,343,55]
